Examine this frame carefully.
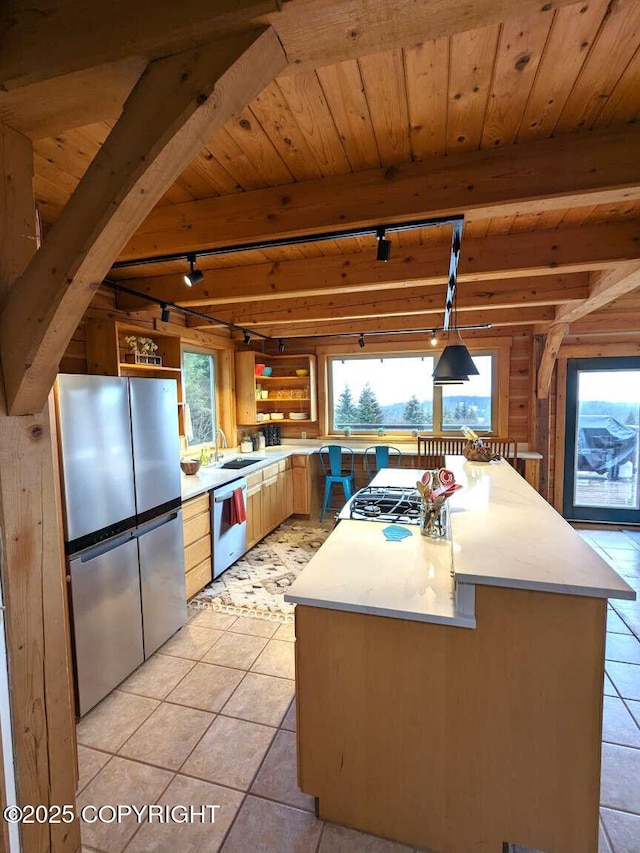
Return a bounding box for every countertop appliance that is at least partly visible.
[56,374,186,716]
[212,478,247,577]
[338,485,422,525]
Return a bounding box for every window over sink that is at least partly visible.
[327,348,500,437]
[182,350,216,447]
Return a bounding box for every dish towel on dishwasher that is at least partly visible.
[230,487,247,525]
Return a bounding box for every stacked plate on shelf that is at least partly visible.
[289,412,308,420]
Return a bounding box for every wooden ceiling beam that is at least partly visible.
[0,59,146,139]
[184,274,589,328]
[0,29,286,415]
[121,125,640,260]
[272,0,581,76]
[114,221,640,310]
[537,324,569,399]
[0,1,284,90]
[221,306,555,339]
[0,0,581,91]
[554,262,640,325]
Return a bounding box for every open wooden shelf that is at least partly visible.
[236,351,317,426]
[118,363,182,374]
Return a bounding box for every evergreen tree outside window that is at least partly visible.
[335,385,359,426]
[182,350,216,447]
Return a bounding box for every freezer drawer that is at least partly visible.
[138,511,187,657]
[69,535,144,716]
[129,378,181,517]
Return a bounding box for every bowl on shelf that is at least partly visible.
[180,458,201,476]
[255,363,266,376]
[270,412,284,420]
[256,413,271,422]
[295,369,309,377]
[262,366,273,376]
[288,412,309,420]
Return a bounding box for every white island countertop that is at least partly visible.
[285,457,634,627]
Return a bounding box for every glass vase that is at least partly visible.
[420,502,448,539]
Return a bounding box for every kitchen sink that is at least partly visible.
[219,457,265,469]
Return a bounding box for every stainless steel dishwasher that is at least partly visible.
[212,478,248,577]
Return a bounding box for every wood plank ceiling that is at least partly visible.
[11,0,640,337]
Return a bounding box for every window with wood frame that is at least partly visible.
[322,341,510,438]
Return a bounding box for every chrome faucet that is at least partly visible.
[213,427,228,461]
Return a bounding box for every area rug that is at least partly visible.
[191,519,333,623]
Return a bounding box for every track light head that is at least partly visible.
[243,331,251,345]
[161,304,170,323]
[278,339,285,353]
[376,227,391,262]
[358,333,365,349]
[183,253,205,287]
[430,332,438,347]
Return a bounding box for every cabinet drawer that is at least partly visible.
[182,492,209,521]
[246,471,263,488]
[277,458,291,473]
[262,463,279,480]
[185,536,211,572]
[292,454,309,468]
[183,511,210,547]
[185,558,212,599]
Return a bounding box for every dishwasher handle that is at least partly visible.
[214,481,247,503]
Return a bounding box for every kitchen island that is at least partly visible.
[285,459,635,853]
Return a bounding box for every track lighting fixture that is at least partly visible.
[160,304,170,323]
[243,331,251,345]
[183,253,205,287]
[278,339,285,353]
[358,333,365,348]
[376,227,391,262]
[430,332,438,347]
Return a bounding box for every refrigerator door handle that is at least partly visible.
[135,511,180,537]
[71,530,135,564]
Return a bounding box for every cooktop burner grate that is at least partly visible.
[346,485,422,525]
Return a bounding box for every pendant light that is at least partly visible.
[432,260,479,383]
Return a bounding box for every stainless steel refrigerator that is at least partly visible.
[56,374,187,716]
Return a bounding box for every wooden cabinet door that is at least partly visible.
[262,475,278,535]
[246,483,264,550]
[282,468,294,521]
[292,466,310,514]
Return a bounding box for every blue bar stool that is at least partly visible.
[364,446,402,482]
[319,445,356,521]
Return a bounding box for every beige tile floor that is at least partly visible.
[76,530,640,853]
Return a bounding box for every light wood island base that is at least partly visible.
[294,585,606,853]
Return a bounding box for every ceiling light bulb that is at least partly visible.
[430,333,438,347]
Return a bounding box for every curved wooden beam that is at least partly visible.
[0,28,286,415]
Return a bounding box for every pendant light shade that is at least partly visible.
[432,330,479,383]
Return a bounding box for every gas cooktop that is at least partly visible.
[340,485,422,525]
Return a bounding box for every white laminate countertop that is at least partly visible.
[444,456,636,601]
[180,445,316,501]
[285,457,634,627]
[283,518,474,627]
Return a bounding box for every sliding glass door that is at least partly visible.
[563,357,640,523]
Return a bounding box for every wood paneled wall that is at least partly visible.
[63,305,537,452]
